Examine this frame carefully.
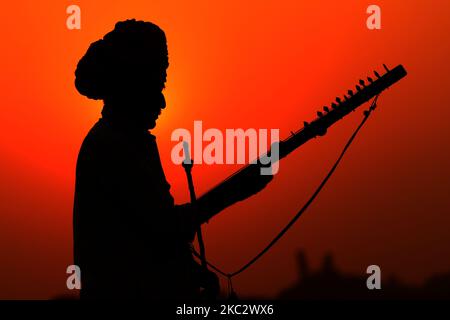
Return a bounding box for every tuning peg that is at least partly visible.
[317,111,323,117]
[359,79,366,87]
[336,97,341,104]
[303,121,309,127]
[323,106,330,113]
[367,77,374,83]
[344,95,349,101]
[374,71,381,78]
[331,103,338,109]
[348,90,354,96]
[356,85,362,91]
[383,64,390,72]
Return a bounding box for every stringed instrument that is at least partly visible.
[196,64,407,223]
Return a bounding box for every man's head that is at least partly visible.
[75,19,169,129]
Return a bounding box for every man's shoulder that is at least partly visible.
[78,120,126,159]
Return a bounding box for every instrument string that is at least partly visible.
[192,95,380,296]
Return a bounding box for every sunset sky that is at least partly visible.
[0,0,449,299]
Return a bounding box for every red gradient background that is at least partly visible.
[1,0,450,299]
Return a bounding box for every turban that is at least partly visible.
[75,19,169,100]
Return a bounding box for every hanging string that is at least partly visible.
[193,95,380,294]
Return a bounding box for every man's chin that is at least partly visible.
[146,120,157,130]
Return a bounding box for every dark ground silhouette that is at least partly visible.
[276,250,450,300]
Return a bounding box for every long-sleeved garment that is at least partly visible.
[73,117,198,299]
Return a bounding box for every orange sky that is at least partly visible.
[1,0,450,299]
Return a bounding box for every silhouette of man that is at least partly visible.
[73,19,272,299]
